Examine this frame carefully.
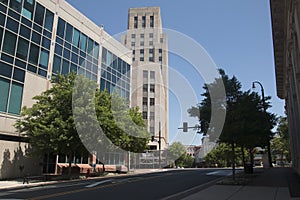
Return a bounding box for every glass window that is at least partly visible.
[0,13,5,26]
[72,28,80,47]
[87,38,93,55]
[44,10,54,31]
[52,55,61,74]
[27,64,36,73]
[134,16,138,28]
[8,81,23,115]
[13,67,25,82]
[42,37,51,49]
[39,49,49,69]
[107,51,112,67]
[70,63,77,73]
[6,17,19,33]
[142,16,146,28]
[0,27,3,49]
[1,53,13,64]
[15,59,26,69]
[0,61,12,78]
[94,43,99,58]
[20,25,31,38]
[29,43,39,65]
[65,23,73,43]
[71,52,78,64]
[63,48,70,59]
[0,0,8,5]
[22,0,34,20]
[102,47,107,64]
[61,59,69,74]
[33,24,42,33]
[3,31,17,55]
[21,16,32,27]
[9,0,22,13]
[57,18,65,38]
[38,68,46,77]
[34,3,45,26]
[54,44,62,56]
[0,77,9,112]
[80,33,87,51]
[150,16,154,28]
[31,31,41,44]
[16,37,29,60]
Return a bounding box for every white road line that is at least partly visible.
[85,179,112,188]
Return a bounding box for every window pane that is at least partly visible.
[29,43,39,65]
[94,43,99,58]
[3,31,17,55]
[6,17,19,33]
[44,10,54,31]
[80,33,87,51]
[31,31,41,45]
[9,0,22,13]
[0,13,5,26]
[8,81,23,115]
[0,27,3,49]
[13,67,25,82]
[52,55,61,74]
[87,38,93,55]
[0,78,9,112]
[39,49,49,69]
[20,25,31,38]
[0,61,12,78]
[65,23,73,43]
[22,0,34,20]
[57,18,65,38]
[16,37,29,60]
[42,37,51,50]
[22,7,32,20]
[0,0,8,5]
[61,59,69,74]
[72,28,80,47]
[34,3,45,26]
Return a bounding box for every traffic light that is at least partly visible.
[183,122,188,132]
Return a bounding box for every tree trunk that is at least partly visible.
[231,143,235,180]
[241,145,245,167]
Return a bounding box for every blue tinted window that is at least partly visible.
[61,59,69,74]
[22,0,34,20]
[52,55,61,74]
[39,49,49,69]
[34,3,44,26]
[6,17,19,33]
[13,67,25,82]
[55,44,62,56]
[27,64,36,73]
[21,16,32,27]
[15,59,26,69]
[20,25,31,38]
[44,10,53,31]
[94,43,99,58]
[73,28,80,47]
[1,53,13,64]
[102,48,107,64]
[17,37,29,60]
[63,48,70,59]
[29,43,39,65]
[0,61,12,78]
[87,38,93,55]
[0,77,9,112]
[3,31,17,55]
[38,69,47,77]
[80,33,87,51]
[31,31,41,45]
[0,13,5,26]
[8,9,20,20]
[0,0,8,5]
[9,0,22,13]
[70,63,77,73]
[42,37,50,49]
[8,81,23,115]
[71,52,78,64]
[57,18,65,38]
[65,23,73,43]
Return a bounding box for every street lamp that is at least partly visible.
[252,81,273,168]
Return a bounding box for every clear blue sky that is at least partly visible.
[67,0,285,145]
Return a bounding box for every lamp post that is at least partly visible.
[252,81,273,168]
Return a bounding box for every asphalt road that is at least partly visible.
[0,169,237,200]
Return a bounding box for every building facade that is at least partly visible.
[270,0,300,174]
[122,7,168,150]
[0,0,131,179]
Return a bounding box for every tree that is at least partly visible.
[16,73,150,174]
[271,117,291,165]
[188,69,277,177]
[167,142,187,168]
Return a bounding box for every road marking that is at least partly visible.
[85,179,112,188]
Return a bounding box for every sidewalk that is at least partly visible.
[182,167,300,200]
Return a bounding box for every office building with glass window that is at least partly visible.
[0,0,131,179]
[122,7,168,150]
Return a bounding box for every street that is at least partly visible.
[0,169,238,200]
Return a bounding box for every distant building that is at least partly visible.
[195,136,216,165]
[0,0,131,179]
[122,7,169,150]
[184,145,201,157]
[270,0,300,174]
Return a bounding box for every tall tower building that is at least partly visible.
[122,7,168,150]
